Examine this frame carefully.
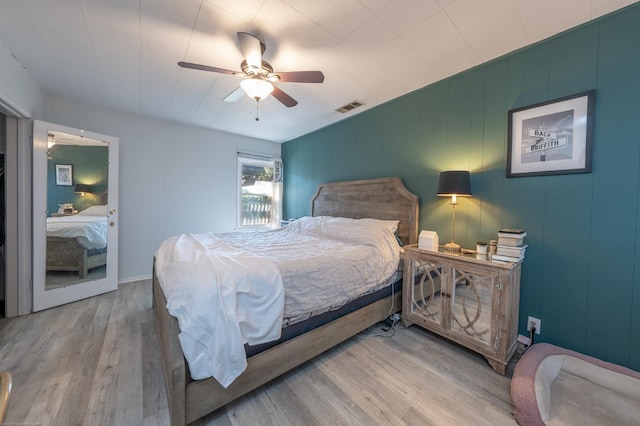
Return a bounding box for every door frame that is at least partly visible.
[3,115,32,317]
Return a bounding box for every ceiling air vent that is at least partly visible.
[335,101,364,114]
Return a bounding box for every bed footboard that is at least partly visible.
[185,288,401,423]
[47,236,107,278]
[153,260,187,426]
[153,258,402,425]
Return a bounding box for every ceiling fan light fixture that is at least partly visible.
[241,78,274,101]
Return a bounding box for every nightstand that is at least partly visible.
[402,245,522,374]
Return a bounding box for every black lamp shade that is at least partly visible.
[74,184,91,194]
[437,171,472,196]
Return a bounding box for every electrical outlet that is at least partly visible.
[391,313,400,322]
[527,316,541,335]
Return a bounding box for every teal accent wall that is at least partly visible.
[47,145,109,214]
[282,4,640,370]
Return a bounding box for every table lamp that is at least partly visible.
[437,170,472,253]
[74,184,91,196]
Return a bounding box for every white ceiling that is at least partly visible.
[0,0,636,143]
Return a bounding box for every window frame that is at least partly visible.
[236,155,280,230]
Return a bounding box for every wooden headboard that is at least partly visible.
[310,177,419,246]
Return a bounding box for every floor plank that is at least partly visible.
[0,280,518,425]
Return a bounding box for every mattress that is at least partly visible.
[86,246,108,256]
[245,278,401,357]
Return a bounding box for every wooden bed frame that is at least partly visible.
[153,177,419,425]
[46,236,107,279]
[46,196,109,279]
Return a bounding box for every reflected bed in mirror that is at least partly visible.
[46,204,108,290]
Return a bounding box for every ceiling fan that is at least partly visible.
[178,32,324,115]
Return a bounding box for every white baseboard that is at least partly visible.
[119,274,152,284]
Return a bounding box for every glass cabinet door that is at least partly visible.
[448,265,499,351]
[406,258,445,331]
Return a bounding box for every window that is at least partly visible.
[237,155,281,229]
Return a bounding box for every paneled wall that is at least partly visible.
[282,4,640,370]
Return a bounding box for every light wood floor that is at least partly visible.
[0,280,518,425]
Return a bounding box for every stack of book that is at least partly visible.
[492,229,527,263]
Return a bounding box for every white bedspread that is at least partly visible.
[216,216,402,326]
[46,215,108,249]
[155,216,401,386]
[155,233,285,387]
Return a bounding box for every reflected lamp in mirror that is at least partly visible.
[437,170,472,254]
[74,184,91,196]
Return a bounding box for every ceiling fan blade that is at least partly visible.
[237,32,263,70]
[276,71,325,83]
[272,86,298,108]
[178,61,236,75]
[223,87,245,103]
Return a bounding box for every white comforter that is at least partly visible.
[216,216,402,326]
[155,233,285,387]
[47,215,108,249]
[155,216,401,386]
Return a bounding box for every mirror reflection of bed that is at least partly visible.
[45,204,108,290]
[44,131,110,292]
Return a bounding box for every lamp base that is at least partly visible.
[444,242,461,254]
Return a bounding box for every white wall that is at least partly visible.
[46,95,281,281]
[0,42,47,117]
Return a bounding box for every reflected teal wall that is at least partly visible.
[282,4,640,370]
[47,145,108,214]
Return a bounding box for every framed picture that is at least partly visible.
[55,164,73,186]
[507,90,595,177]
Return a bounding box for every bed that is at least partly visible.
[46,205,108,279]
[153,177,419,425]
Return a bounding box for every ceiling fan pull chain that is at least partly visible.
[255,98,260,121]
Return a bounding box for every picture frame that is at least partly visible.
[507,90,595,177]
[55,164,73,186]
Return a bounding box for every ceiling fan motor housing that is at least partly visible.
[239,60,279,82]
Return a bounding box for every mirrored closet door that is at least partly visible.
[32,120,118,311]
